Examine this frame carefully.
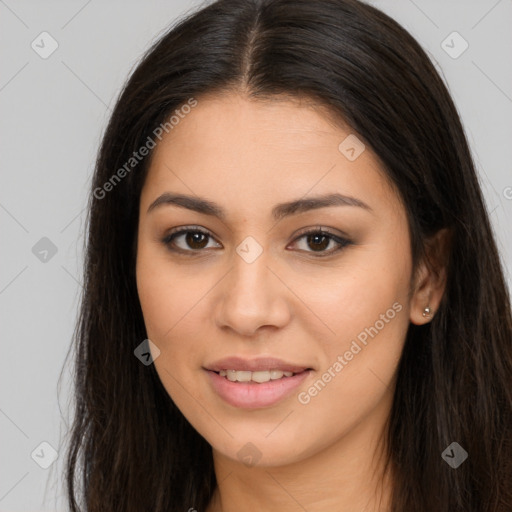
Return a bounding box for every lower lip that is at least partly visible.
[205,369,311,409]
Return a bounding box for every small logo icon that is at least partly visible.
[236,442,262,467]
[441,441,468,468]
[134,339,161,365]
[31,441,58,469]
[236,236,263,264]
[32,237,58,263]
[31,31,59,59]
[441,32,469,59]
[338,134,365,161]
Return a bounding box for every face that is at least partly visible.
[136,92,423,468]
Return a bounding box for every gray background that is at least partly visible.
[1,0,511,510]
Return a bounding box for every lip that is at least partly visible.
[205,368,312,409]
[204,356,314,409]
[205,356,311,373]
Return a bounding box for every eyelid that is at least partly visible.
[287,226,351,257]
[291,224,350,241]
[161,225,221,253]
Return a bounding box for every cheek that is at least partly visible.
[292,306,408,463]
[135,248,212,393]
[136,256,207,425]
[288,247,410,427]
[298,272,408,394]
[275,267,409,463]
[136,239,203,341]
[290,241,410,350]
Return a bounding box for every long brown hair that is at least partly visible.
[62,0,512,510]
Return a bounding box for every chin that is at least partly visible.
[205,425,322,469]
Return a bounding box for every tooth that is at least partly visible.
[220,369,296,382]
[252,371,271,383]
[236,371,252,382]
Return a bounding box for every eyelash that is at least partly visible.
[161,225,351,258]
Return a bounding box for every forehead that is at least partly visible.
[141,93,400,219]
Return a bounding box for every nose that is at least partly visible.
[214,244,292,337]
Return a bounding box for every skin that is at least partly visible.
[135,92,448,512]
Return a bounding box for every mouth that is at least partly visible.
[203,357,314,409]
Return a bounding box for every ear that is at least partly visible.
[409,228,452,325]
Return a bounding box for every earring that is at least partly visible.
[422,306,432,318]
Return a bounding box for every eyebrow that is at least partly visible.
[147,192,373,221]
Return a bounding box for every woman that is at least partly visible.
[64,0,512,510]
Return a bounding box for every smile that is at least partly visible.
[205,368,312,409]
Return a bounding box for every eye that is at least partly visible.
[289,227,351,257]
[161,225,351,257]
[162,226,221,254]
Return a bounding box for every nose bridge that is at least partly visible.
[230,235,274,306]
[215,234,290,334]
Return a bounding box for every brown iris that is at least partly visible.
[306,233,330,252]
[186,231,209,250]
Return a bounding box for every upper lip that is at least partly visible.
[205,356,312,373]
